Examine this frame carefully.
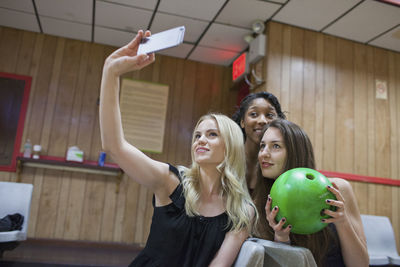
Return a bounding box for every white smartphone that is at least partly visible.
[137,26,185,55]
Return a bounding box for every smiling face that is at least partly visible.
[258,127,287,179]
[192,118,225,166]
[240,98,278,145]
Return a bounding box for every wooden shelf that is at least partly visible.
[16,155,124,193]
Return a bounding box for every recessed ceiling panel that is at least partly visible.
[216,0,281,28]
[323,0,400,43]
[273,0,359,31]
[41,17,91,42]
[199,23,251,52]
[95,26,135,48]
[189,46,239,66]
[36,0,92,24]
[158,0,226,21]
[0,8,40,32]
[0,0,34,13]
[151,13,208,43]
[96,1,152,32]
[100,0,158,10]
[157,43,194,59]
[369,25,400,52]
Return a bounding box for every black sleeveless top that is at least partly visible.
[129,164,231,267]
[323,223,345,267]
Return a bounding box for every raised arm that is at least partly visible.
[100,30,177,201]
[325,178,369,267]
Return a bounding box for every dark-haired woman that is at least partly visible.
[232,92,286,195]
[254,119,368,267]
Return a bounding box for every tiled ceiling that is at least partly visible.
[0,0,399,66]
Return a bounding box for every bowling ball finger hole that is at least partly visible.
[320,209,325,216]
[306,174,315,180]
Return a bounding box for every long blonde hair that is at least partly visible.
[179,113,257,233]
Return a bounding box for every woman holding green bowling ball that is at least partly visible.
[232,92,286,196]
[254,119,368,267]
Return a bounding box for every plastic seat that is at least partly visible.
[361,214,400,266]
[234,238,317,267]
[0,181,33,257]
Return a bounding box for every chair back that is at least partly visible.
[361,214,400,265]
[0,181,33,241]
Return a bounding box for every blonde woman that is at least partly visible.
[99,30,256,267]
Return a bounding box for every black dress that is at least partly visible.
[129,164,231,267]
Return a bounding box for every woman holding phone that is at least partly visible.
[99,30,256,267]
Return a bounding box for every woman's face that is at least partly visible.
[192,118,225,166]
[258,127,287,179]
[241,98,278,145]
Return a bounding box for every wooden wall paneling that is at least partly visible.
[396,53,400,251]
[353,43,369,214]
[79,43,109,241]
[220,65,235,117]
[314,34,325,169]
[0,28,20,72]
[55,42,90,239]
[20,34,44,156]
[15,31,36,75]
[302,30,317,145]
[280,25,291,115]
[373,48,391,217]
[388,51,399,250]
[63,43,100,240]
[288,27,304,126]
[35,37,66,238]
[23,34,52,237]
[51,40,84,239]
[265,22,283,99]
[366,46,377,214]
[322,35,336,171]
[114,174,132,243]
[209,65,223,113]
[335,39,354,174]
[193,63,214,122]
[175,60,196,167]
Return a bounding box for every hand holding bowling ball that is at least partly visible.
[269,168,337,235]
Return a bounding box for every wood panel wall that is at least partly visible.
[259,21,400,250]
[0,26,236,244]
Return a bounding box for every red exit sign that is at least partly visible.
[232,52,248,82]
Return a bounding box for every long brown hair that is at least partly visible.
[253,119,337,267]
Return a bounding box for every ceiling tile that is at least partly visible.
[216,0,281,28]
[95,26,135,48]
[189,46,239,66]
[323,0,400,43]
[158,0,225,21]
[157,43,194,58]
[273,0,360,31]
[41,17,91,42]
[96,1,152,32]
[0,8,40,32]
[99,0,158,10]
[199,23,251,52]
[150,13,208,43]
[0,0,34,13]
[36,0,92,24]
[369,25,400,53]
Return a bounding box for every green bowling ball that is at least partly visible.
[270,168,336,234]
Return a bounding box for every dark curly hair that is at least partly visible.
[232,92,286,139]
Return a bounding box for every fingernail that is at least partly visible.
[326,199,331,203]
[288,225,292,229]
[282,218,286,222]
[321,219,326,222]
[274,206,278,211]
[327,185,331,188]
[268,196,271,202]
